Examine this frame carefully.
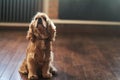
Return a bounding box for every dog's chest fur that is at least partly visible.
[27,40,48,64]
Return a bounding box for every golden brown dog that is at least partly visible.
[19,12,57,79]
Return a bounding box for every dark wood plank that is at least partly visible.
[91,35,120,80]
[53,36,86,80]
[0,30,120,80]
[81,37,117,80]
[0,38,22,77]
[0,38,24,80]
[10,42,27,80]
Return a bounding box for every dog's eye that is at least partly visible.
[43,17,46,21]
[35,18,38,20]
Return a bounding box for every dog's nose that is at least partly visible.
[37,18,42,24]
[36,18,42,28]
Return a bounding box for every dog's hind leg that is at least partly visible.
[19,58,28,74]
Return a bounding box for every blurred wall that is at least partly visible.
[0,0,59,22]
[59,0,120,21]
[48,0,59,19]
[1,0,120,22]
[0,0,42,22]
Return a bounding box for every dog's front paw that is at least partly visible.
[28,74,38,80]
[42,73,52,78]
[50,67,57,75]
[19,68,28,75]
[52,69,57,75]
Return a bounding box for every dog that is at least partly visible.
[19,12,57,79]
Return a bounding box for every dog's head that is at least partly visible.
[26,12,56,42]
[34,12,49,28]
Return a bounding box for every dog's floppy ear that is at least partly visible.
[26,20,36,42]
[47,20,56,42]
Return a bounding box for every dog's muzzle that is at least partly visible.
[36,18,42,28]
[38,18,42,24]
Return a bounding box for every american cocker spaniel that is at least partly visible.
[19,12,57,79]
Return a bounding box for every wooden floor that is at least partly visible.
[0,30,120,80]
